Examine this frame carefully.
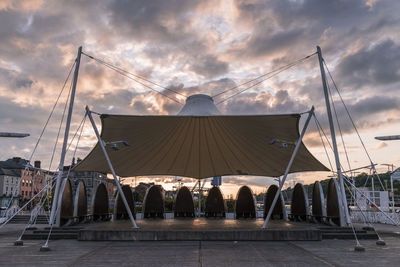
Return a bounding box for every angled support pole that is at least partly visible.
[86,106,138,229]
[262,106,314,229]
[317,46,351,225]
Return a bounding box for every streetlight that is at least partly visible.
[273,177,281,187]
[0,132,29,138]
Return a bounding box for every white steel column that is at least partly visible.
[390,174,395,213]
[49,46,82,226]
[86,106,138,228]
[262,106,314,228]
[198,179,201,217]
[317,46,351,225]
[372,176,375,194]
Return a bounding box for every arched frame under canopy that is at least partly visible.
[56,178,73,226]
[92,183,110,221]
[326,178,344,226]
[174,186,195,218]
[290,183,309,221]
[143,185,165,219]
[114,185,136,220]
[235,185,256,219]
[263,185,288,220]
[205,186,226,218]
[73,180,87,221]
[312,181,326,222]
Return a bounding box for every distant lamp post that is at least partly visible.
[375,135,400,141]
[0,132,29,138]
[273,177,281,188]
[382,164,395,172]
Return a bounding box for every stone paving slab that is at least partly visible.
[1,224,400,266]
[1,237,400,266]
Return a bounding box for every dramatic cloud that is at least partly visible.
[337,40,400,88]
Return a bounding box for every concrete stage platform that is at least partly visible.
[78,219,322,241]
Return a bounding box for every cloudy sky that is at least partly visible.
[0,0,399,195]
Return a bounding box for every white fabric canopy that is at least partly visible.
[75,113,328,178]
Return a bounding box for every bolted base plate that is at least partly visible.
[362,226,374,231]
[14,240,23,246]
[376,240,386,246]
[354,245,365,252]
[40,246,51,252]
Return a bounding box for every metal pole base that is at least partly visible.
[354,244,365,252]
[14,240,23,246]
[376,239,386,246]
[362,226,374,231]
[40,245,51,252]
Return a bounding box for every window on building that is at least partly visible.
[22,191,24,196]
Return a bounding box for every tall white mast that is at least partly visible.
[317,46,351,225]
[49,46,82,226]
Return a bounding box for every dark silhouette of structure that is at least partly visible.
[114,185,136,220]
[235,186,256,218]
[327,178,343,226]
[312,181,326,223]
[58,178,73,226]
[290,183,309,221]
[92,183,110,221]
[174,186,195,217]
[143,185,165,218]
[263,185,286,220]
[73,181,87,222]
[205,186,226,218]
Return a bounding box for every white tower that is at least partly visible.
[178,94,220,116]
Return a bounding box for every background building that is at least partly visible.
[0,168,20,207]
[0,157,52,209]
[65,158,116,211]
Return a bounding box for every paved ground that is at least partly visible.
[1,224,400,266]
